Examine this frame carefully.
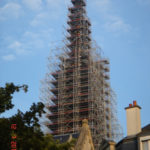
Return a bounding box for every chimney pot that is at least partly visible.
[133,100,137,106]
[129,104,132,107]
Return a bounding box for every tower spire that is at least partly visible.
[67,0,91,55]
[43,0,122,149]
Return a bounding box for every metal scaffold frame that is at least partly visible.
[40,0,123,149]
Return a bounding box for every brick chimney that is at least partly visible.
[125,101,141,136]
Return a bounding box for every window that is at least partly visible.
[140,136,150,150]
[142,140,149,150]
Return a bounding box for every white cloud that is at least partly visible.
[23,30,53,48]
[8,41,30,55]
[23,31,39,39]
[24,29,53,39]
[90,0,111,12]
[46,0,61,9]
[89,0,132,34]
[44,0,70,19]
[104,16,131,33]
[23,0,42,11]
[46,0,70,9]
[15,48,28,55]
[9,41,21,49]
[2,54,15,61]
[30,13,48,26]
[29,0,70,26]
[0,2,22,20]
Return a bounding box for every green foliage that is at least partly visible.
[42,134,76,150]
[0,102,45,150]
[0,83,28,114]
[0,83,76,150]
[0,118,11,149]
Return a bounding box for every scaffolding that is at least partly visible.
[41,0,123,149]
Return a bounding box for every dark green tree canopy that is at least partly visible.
[0,83,76,150]
[0,102,45,150]
[0,83,28,114]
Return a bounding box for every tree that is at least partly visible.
[0,83,45,150]
[11,102,45,150]
[0,102,45,150]
[0,83,76,150]
[41,134,76,150]
[0,83,28,114]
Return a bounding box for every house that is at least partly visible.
[101,101,150,150]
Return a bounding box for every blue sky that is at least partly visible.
[0,0,150,136]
